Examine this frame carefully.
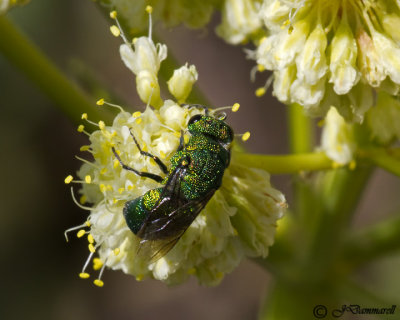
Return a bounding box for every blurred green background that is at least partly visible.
[1,1,400,319]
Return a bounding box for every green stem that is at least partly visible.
[307,166,373,282]
[233,152,332,174]
[0,16,111,125]
[341,213,400,268]
[288,103,313,153]
[360,148,400,177]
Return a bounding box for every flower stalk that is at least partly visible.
[0,16,111,125]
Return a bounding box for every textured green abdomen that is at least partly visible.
[123,188,163,234]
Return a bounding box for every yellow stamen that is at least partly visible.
[110,25,120,37]
[87,234,94,244]
[136,118,142,124]
[255,87,266,97]
[113,248,120,255]
[100,167,107,175]
[81,113,88,120]
[118,187,125,194]
[85,175,92,184]
[79,272,90,279]
[110,10,117,19]
[132,111,141,118]
[257,64,265,72]
[98,121,105,130]
[80,145,91,152]
[159,151,166,159]
[232,103,240,112]
[136,274,144,281]
[145,5,153,14]
[77,125,85,132]
[85,221,91,227]
[89,243,96,253]
[93,279,104,287]
[93,258,103,271]
[96,98,105,106]
[113,159,120,168]
[64,175,73,184]
[77,229,86,238]
[242,132,251,141]
[99,184,107,193]
[79,195,87,204]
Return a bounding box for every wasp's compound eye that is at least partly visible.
[188,114,203,126]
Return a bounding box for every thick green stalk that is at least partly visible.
[361,148,400,177]
[0,16,111,125]
[341,213,400,268]
[306,166,373,282]
[287,103,313,153]
[234,152,332,174]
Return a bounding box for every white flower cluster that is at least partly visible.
[65,7,286,287]
[251,0,400,121]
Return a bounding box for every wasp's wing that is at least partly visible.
[136,190,216,263]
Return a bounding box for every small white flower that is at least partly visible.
[120,38,167,108]
[216,0,262,44]
[321,107,355,165]
[167,64,198,103]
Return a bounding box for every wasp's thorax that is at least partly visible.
[187,115,233,148]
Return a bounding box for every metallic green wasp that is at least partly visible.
[112,106,233,262]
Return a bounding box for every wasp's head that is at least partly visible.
[187,114,233,144]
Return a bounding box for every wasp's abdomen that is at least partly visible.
[123,188,163,234]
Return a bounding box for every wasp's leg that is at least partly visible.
[112,147,163,183]
[181,104,209,115]
[129,130,168,174]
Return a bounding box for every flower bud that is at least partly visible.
[167,64,198,103]
[216,0,262,44]
[329,17,359,95]
[295,23,328,85]
[260,0,291,31]
[272,64,296,103]
[136,70,163,108]
[372,30,400,85]
[321,107,355,165]
[120,38,167,76]
[356,30,386,87]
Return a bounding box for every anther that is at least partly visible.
[113,248,120,255]
[87,233,94,244]
[77,124,85,132]
[242,132,251,141]
[77,229,86,238]
[132,111,141,118]
[255,87,266,97]
[232,103,240,112]
[110,25,120,37]
[145,5,153,14]
[109,10,117,19]
[96,98,105,106]
[64,175,73,184]
[93,279,104,287]
[85,175,92,184]
[98,121,106,130]
[88,243,96,253]
[93,258,103,271]
[81,113,88,120]
[79,272,90,279]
